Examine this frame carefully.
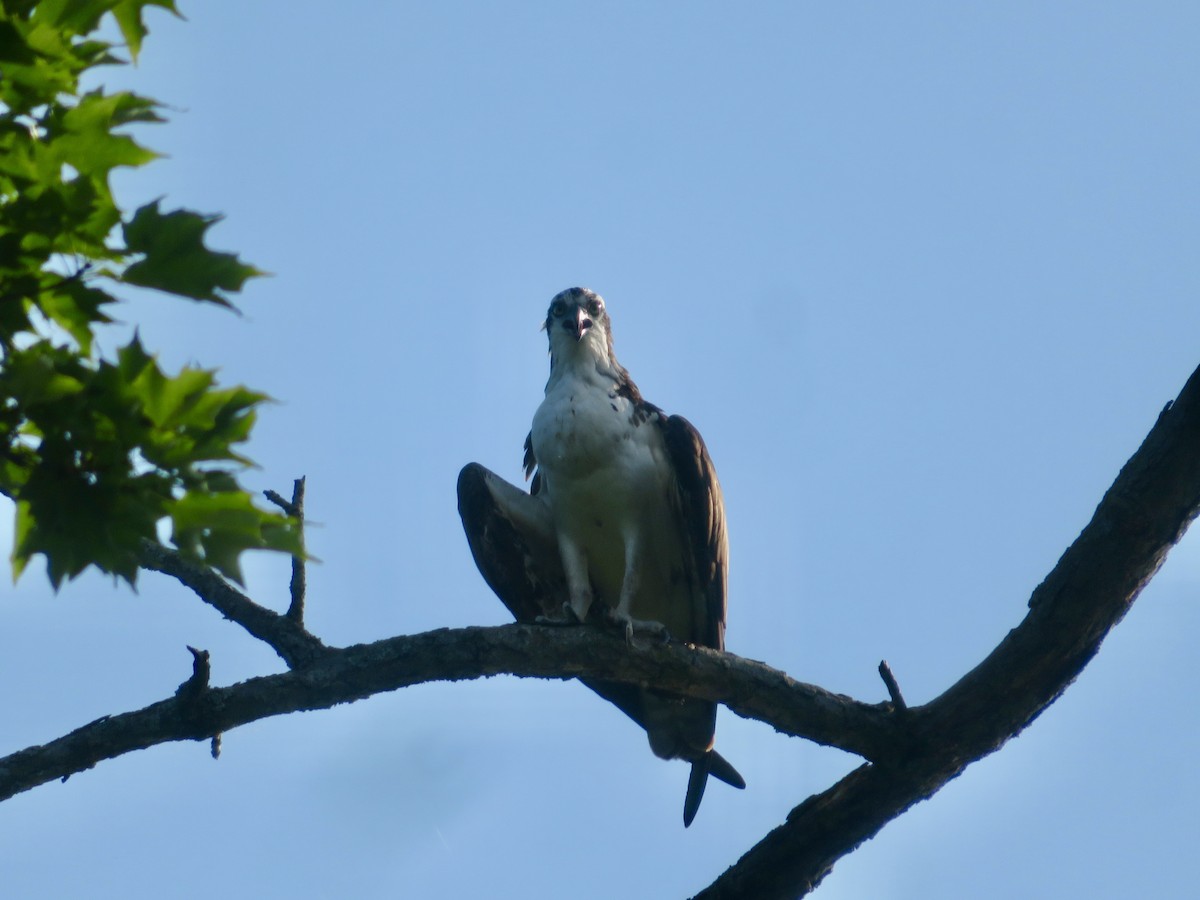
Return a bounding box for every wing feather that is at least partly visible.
[660,414,728,651]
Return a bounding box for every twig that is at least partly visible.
[263,487,298,518]
[877,660,907,713]
[176,646,211,702]
[265,477,307,624]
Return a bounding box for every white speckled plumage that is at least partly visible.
[530,331,690,639]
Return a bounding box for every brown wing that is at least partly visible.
[456,462,562,622]
[660,414,728,651]
[658,414,741,825]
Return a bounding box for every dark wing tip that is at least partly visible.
[456,462,489,519]
[456,462,559,623]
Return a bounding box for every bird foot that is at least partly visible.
[604,608,670,648]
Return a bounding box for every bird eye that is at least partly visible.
[587,299,603,316]
[550,301,566,317]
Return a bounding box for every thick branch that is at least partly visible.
[0,624,892,803]
[695,362,1200,899]
[137,540,327,668]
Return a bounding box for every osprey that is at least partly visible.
[457,287,744,826]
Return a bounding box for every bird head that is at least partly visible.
[543,287,614,364]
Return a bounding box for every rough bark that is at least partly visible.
[0,623,895,803]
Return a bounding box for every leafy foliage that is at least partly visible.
[122,200,266,306]
[0,0,300,587]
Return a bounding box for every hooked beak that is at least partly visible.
[563,307,592,342]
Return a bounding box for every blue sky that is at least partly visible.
[3,2,1199,897]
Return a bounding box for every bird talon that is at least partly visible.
[535,601,584,626]
[604,607,669,647]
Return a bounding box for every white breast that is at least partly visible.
[530,369,691,633]
[531,371,651,478]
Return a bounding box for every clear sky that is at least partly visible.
[3,2,1199,898]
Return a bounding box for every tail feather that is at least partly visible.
[683,755,711,828]
[708,749,746,790]
[683,750,746,827]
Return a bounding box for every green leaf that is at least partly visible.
[10,500,35,583]
[2,345,87,405]
[115,330,155,380]
[121,201,266,306]
[135,365,213,428]
[32,0,116,37]
[37,279,116,353]
[0,20,38,65]
[12,453,168,589]
[54,90,161,177]
[170,490,302,584]
[109,335,271,466]
[112,0,180,62]
[0,274,37,335]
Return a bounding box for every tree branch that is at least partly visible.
[693,362,1200,899]
[264,476,308,624]
[137,540,328,668]
[0,624,894,803]
[877,660,906,713]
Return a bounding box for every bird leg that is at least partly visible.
[537,533,595,625]
[606,533,670,648]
